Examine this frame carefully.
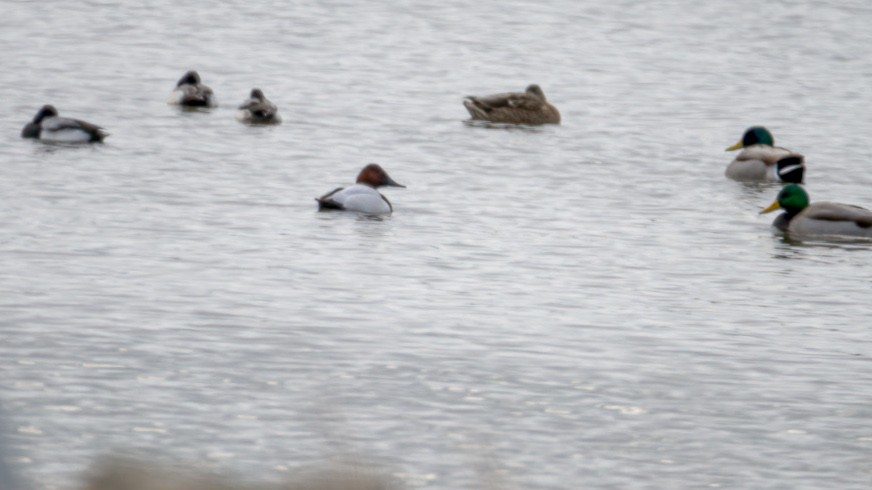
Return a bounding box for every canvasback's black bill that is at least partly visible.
[384,176,406,188]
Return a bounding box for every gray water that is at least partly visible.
[2,0,872,488]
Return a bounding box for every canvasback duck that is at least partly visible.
[169,70,216,107]
[760,184,872,238]
[463,84,561,125]
[236,88,280,124]
[21,105,108,143]
[316,164,405,215]
[725,126,804,182]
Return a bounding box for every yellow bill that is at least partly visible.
[759,200,781,214]
[725,140,744,151]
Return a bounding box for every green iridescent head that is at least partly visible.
[760,184,810,215]
[726,126,774,151]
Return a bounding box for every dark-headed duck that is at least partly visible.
[236,88,280,124]
[21,105,107,143]
[169,70,216,107]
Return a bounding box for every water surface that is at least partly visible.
[2,1,872,489]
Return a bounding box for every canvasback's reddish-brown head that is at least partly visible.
[356,164,405,188]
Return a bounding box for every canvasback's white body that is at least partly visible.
[316,164,405,215]
[319,184,393,215]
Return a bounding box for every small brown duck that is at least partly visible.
[236,89,280,124]
[168,70,216,107]
[463,84,561,125]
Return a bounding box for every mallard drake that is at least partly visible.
[316,164,405,215]
[725,126,804,182]
[760,184,872,238]
[236,89,280,124]
[169,70,216,107]
[21,105,108,143]
[463,84,560,125]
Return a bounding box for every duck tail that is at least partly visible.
[463,98,489,119]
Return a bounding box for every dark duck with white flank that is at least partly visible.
[21,105,108,143]
[775,155,805,184]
